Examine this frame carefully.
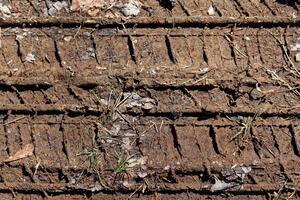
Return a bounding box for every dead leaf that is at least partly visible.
[4,144,34,163]
[211,179,236,192]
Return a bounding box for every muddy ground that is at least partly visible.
[0,0,299,199]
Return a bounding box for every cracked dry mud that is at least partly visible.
[0,0,299,199]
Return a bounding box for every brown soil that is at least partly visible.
[0,0,299,199]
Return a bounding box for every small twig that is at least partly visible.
[287,190,296,200]
[151,121,159,133]
[107,91,113,110]
[140,123,155,136]
[230,126,246,141]
[224,35,248,58]
[96,170,110,189]
[129,183,144,198]
[113,92,123,110]
[267,69,300,97]
[33,159,41,176]
[230,111,260,141]
[91,34,101,65]
[9,189,16,198]
[73,25,82,39]
[267,30,300,78]
[3,116,27,125]
[159,120,164,134]
[115,109,136,132]
[121,23,128,33]
[177,0,191,16]
[26,0,40,16]
[106,1,116,10]
[99,136,122,142]
[256,83,300,94]
[273,180,288,200]
[102,126,115,136]
[115,93,131,109]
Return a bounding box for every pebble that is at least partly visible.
[25,53,36,63]
[121,1,140,17]
[0,3,11,17]
[207,5,215,16]
[296,52,300,62]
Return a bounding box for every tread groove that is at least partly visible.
[208,126,222,155]
[171,125,183,157]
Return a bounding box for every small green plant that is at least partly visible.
[77,132,99,169]
[227,111,260,142]
[114,157,129,174]
[114,154,137,174]
[230,116,253,141]
[78,149,97,169]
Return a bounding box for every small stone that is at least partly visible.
[138,172,148,178]
[123,180,134,188]
[211,179,235,192]
[296,52,300,62]
[79,47,95,60]
[64,36,73,42]
[0,3,11,18]
[164,165,171,171]
[16,35,24,42]
[252,159,259,166]
[142,102,154,110]
[69,177,76,184]
[244,35,250,41]
[48,1,69,16]
[207,5,215,16]
[132,93,141,100]
[291,43,300,51]
[43,8,49,16]
[83,32,92,38]
[87,8,100,17]
[48,7,57,16]
[110,123,121,135]
[90,183,103,192]
[121,1,140,17]
[53,1,68,11]
[200,67,209,74]
[137,156,148,165]
[25,53,36,63]
[71,0,105,12]
[290,38,300,51]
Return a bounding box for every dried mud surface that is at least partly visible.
[0,0,299,200]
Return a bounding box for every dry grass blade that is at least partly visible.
[266,69,300,98]
[224,34,248,58]
[266,30,300,78]
[3,116,27,125]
